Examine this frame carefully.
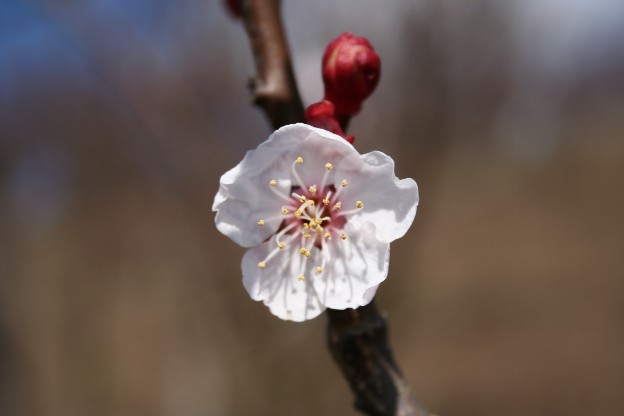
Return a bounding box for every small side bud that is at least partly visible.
[304,100,355,144]
[223,0,242,19]
[322,33,381,117]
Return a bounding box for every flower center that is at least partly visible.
[256,156,364,282]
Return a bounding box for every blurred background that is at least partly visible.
[1,0,624,415]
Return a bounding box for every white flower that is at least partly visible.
[213,124,419,321]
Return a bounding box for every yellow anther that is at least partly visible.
[257,220,265,226]
[322,198,330,206]
[299,247,311,257]
[303,223,309,229]
[278,242,285,249]
[341,234,347,240]
[309,219,317,228]
[325,163,333,171]
[298,275,305,281]
[303,233,311,239]
[324,232,331,240]
[258,262,266,269]
[356,200,363,208]
[295,210,302,217]
[333,202,342,210]
[296,156,303,164]
[269,179,277,187]
[281,208,289,215]
[316,225,324,233]
[316,267,323,273]
[308,200,315,206]
[341,179,348,187]
[309,185,317,194]
[299,195,307,203]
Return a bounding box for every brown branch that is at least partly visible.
[238,2,428,414]
[240,0,304,129]
[327,301,429,416]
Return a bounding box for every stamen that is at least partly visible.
[281,208,289,215]
[294,199,314,220]
[336,208,363,217]
[341,233,347,240]
[291,158,307,190]
[303,233,311,239]
[318,190,332,218]
[324,232,331,240]
[257,220,265,226]
[274,222,298,245]
[336,201,363,217]
[259,238,290,267]
[320,162,333,190]
[269,182,293,203]
[292,192,306,202]
[333,202,341,210]
[318,232,331,275]
[309,185,317,194]
[333,180,347,200]
[297,235,314,282]
[269,179,277,187]
[274,229,299,249]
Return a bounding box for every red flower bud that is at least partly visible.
[305,100,355,144]
[224,0,242,18]
[322,33,381,117]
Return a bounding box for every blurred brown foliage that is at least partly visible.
[1,1,624,415]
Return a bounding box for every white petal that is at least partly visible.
[241,239,326,322]
[213,157,292,247]
[263,124,358,187]
[334,151,418,243]
[313,222,390,310]
[213,124,357,247]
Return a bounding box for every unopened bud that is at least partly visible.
[224,0,242,19]
[304,100,355,144]
[322,33,381,117]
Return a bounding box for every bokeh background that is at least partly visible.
[2,0,624,415]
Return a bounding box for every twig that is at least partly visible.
[238,1,428,414]
[327,302,428,416]
[240,0,304,129]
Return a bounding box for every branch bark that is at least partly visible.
[240,0,304,129]
[327,302,428,416]
[238,2,428,414]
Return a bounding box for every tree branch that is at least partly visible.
[240,0,304,129]
[327,301,428,416]
[238,2,428,414]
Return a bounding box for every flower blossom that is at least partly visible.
[213,124,418,321]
